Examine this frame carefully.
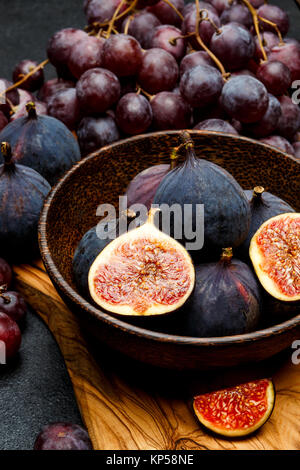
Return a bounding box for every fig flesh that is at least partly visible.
[250,213,300,302]
[88,209,195,316]
[182,248,262,337]
[193,379,275,437]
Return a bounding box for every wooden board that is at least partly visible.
[13,260,300,450]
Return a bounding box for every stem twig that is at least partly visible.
[240,0,268,61]
[0,59,49,99]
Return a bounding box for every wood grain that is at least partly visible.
[13,261,300,450]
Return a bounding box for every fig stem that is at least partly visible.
[26,101,37,119]
[0,59,49,99]
[239,0,268,62]
[221,247,233,263]
[161,0,184,21]
[194,1,230,80]
[1,142,14,167]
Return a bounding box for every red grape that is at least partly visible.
[293,142,300,160]
[148,0,185,27]
[249,0,264,7]
[183,2,218,16]
[77,115,120,156]
[0,312,21,359]
[276,95,300,141]
[182,8,221,48]
[210,23,255,71]
[34,423,92,450]
[13,60,44,92]
[0,111,8,132]
[180,51,215,77]
[0,288,27,324]
[220,75,269,123]
[101,34,143,77]
[180,64,223,108]
[268,40,300,82]
[76,68,120,114]
[220,4,253,29]
[137,48,178,94]
[47,28,87,78]
[256,60,291,96]
[47,88,81,130]
[85,0,127,25]
[37,78,75,103]
[116,93,152,135]
[258,4,289,37]
[260,135,295,155]
[194,118,238,135]
[208,0,232,15]
[68,35,104,79]
[230,69,255,78]
[150,25,186,61]
[150,91,192,130]
[244,93,282,138]
[122,12,161,49]
[0,258,12,288]
[254,31,279,61]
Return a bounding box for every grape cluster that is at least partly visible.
[1,0,300,159]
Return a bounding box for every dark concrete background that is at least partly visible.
[0,0,299,451]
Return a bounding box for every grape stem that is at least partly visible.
[96,0,139,29]
[136,86,153,100]
[123,15,134,35]
[0,59,49,100]
[107,0,129,37]
[239,0,268,61]
[258,15,285,46]
[194,1,230,80]
[161,0,184,21]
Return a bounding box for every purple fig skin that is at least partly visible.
[34,423,92,450]
[125,164,170,210]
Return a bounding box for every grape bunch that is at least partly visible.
[1,0,300,159]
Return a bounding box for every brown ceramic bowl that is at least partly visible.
[39,131,300,370]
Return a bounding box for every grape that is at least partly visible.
[68,36,104,79]
[150,25,186,62]
[260,135,295,155]
[276,96,300,141]
[77,115,120,156]
[244,94,282,138]
[254,31,279,61]
[180,64,223,108]
[116,93,153,135]
[210,23,255,71]
[101,34,143,77]
[148,0,185,27]
[256,61,291,96]
[11,99,47,121]
[122,12,161,49]
[182,8,221,48]
[230,69,255,78]
[150,91,192,130]
[47,28,87,78]
[268,40,300,82]
[0,288,27,324]
[47,89,81,130]
[194,118,238,135]
[0,79,20,118]
[220,4,253,29]
[0,111,8,132]
[137,48,178,94]
[220,75,269,123]
[208,0,232,15]
[37,78,75,103]
[12,60,44,92]
[183,2,218,17]
[249,0,264,7]
[180,51,215,77]
[258,5,290,37]
[0,258,12,288]
[76,68,120,114]
[137,0,160,7]
[0,312,21,359]
[293,142,300,160]
[85,0,127,25]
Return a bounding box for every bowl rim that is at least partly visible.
[39,130,300,347]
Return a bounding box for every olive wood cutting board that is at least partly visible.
[12,260,300,450]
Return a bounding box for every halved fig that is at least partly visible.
[250,213,300,302]
[88,209,195,316]
[193,379,275,437]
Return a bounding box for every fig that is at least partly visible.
[153,132,251,257]
[34,423,92,450]
[182,248,262,337]
[193,379,275,437]
[250,213,300,302]
[0,142,51,261]
[72,210,137,299]
[0,102,81,186]
[88,209,195,316]
[238,187,295,260]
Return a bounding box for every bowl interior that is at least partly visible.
[41,131,300,338]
